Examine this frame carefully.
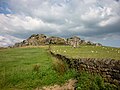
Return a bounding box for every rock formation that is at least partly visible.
[47,36,66,45]
[67,36,102,47]
[12,34,102,47]
[13,34,66,47]
[67,36,80,48]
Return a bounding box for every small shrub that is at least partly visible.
[104,83,117,90]
[76,72,117,90]
[33,64,40,72]
[52,59,68,75]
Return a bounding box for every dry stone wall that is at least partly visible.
[50,52,120,86]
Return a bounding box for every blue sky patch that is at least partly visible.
[0,1,12,14]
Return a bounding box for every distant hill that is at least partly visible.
[11,34,102,48]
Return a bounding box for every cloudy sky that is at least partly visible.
[0,0,120,47]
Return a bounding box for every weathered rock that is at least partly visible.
[67,36,102,47]
[13,34,67,47]
[67,36,80,48]
[95,43,102,46]
[12,34,102,47]
[47,36,66,45]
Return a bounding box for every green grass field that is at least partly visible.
[0,46,119,90]
[0,47,76,89]
[51,45,120,60]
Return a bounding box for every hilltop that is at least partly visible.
[1,35,120,89]
[12,34,102,48]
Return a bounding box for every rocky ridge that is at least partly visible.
[12,34,102,47]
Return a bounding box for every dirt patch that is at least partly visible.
[36,79,77,90]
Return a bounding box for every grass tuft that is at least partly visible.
[52,58,68,75]
[33,64,40,72]
[76,71,117,90]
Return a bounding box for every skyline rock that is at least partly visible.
[12,34,102,48]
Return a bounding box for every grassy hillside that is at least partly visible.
[51,45,120,60]
[0,47,76,89]
[0,46,118,90]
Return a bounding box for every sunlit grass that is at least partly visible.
[0,47,76,89]
[51,45,120,60]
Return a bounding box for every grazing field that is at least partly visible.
[51,45,120,60]
[0,46,118,90]
[0,47,76,89]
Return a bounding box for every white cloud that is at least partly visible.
[99,16,120,26]
[0,35,23,47]
[84,0,96,4]
[0,14,60,34]
[0,0,120,47]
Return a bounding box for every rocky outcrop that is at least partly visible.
[50,52,120,86]
[67,36,102,47]
[12,34,102,47]
[46,36,66,45]
[13,34,66,47]
[85,41,102,46]
[67,36,80,48]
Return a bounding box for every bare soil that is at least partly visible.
[36,79,77,90]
